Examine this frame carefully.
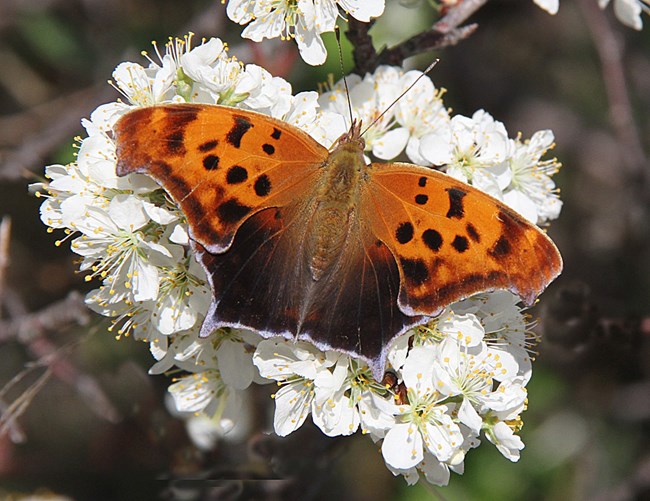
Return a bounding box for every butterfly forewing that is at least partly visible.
[363,163,562,316]
[114,104,328,253]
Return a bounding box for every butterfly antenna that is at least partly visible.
[335,26,355,128]
[360,58,440,137]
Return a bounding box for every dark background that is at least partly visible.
[0,0,649,499]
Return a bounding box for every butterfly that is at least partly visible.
[113,103,562,378]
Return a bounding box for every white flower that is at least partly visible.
[311,356,398,437]
[503,130,562,224]
[375,70,450,163]
[154,258,211,336]
[599,0,648,30]
[453,292,535,382]
[419,110,512,199]
[111,60,175,106]
[253,338,337,436]
[169,369,241,419]
[381,390,463,469]
[319,66,402,155]
[312,356,361,436]
[226,0,385,65]
[485,421,525,461]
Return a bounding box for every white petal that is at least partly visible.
[143,201,178,225]
[419,128,454,165]
[169,224,190,245]
[295,22,328,65]
[613,0,643,30]
[401,346,437,394]
[372,127,410,160]
[533,0,559,15]
[419,453,451,486]
[503,190,539,223]
[422,416,462,462]
[458,398,483,434]
[226,0,255,23]
[217,339,255,390]
[109,195,149,231]
[131,260,160,302]
[487,421,524,461]
[339,0,385,21]
[382,423,424,469]
[273,381,313,436]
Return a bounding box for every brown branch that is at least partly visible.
[376,23,478,67]
[0,85,116,182]
[346,18,378,75]
[347,0,487,74]
[577,0,648,195]
[0,290,90,343]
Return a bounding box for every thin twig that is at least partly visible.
[0,368,51,441]
[433,0,489,34]
[0,216,10,306]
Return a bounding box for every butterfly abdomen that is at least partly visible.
[308,135,366,281]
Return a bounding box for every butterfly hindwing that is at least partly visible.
[363,163,562,317]
[197,204,420,373]
[114,104,328,253]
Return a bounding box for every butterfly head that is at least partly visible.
[332,119,365,152]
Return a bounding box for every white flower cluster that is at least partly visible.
[225,0,650,67]
[226,0,385,65]
[254,291,533,485]
[535,0,650,30]
[37,35,560,487]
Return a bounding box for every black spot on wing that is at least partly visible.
[162,106,199,155]
[418,176,427,187]
[489,236,511,258]
[489,210,526,259]
[396,222,414,244]
[466,223,480,243]
[262,143,275,155]
[452,235,469,253]
[422,229,443,252]
[226,115,254,148]
[400,257,429,286]
[165,130,185,154]
[226,165,248,184]
[203,155,220,170]
[415,194,428,205]
[254,174,272,197]
[271,127,282,140]
[446,187,467,219]
[198,140,218,152]
[217,199,252,224]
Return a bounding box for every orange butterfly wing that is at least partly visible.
[113,104,562,378]
[361,163,562,317]
[114,104,327,253]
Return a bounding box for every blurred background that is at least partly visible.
[0,0,649,499]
